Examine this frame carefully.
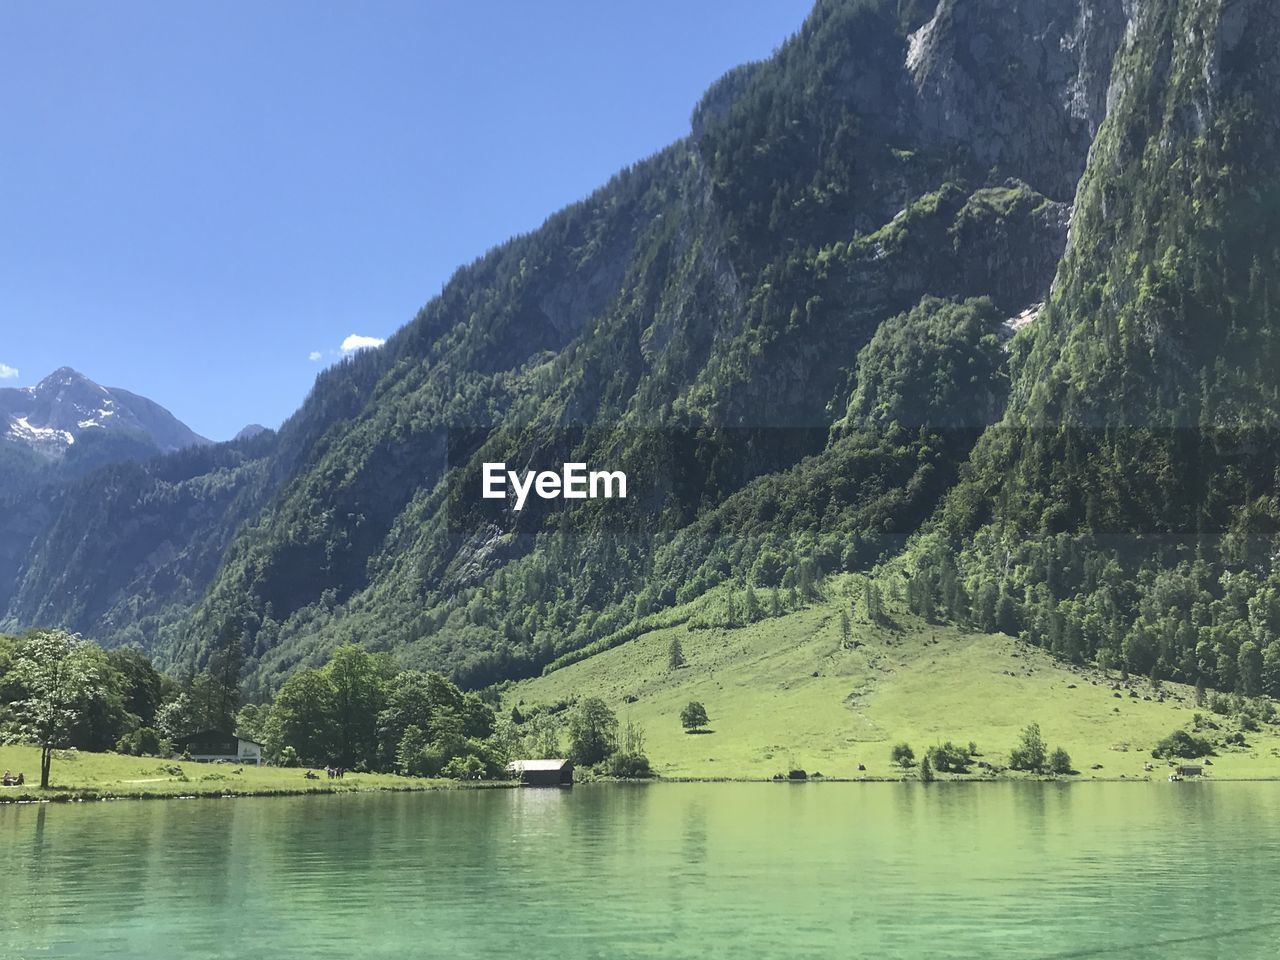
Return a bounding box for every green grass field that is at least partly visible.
[509,575,1280,780]
[0,744,504,802]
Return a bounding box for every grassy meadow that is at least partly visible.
[0,744,504,802]
[508,574,1280,780]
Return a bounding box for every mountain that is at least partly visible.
[0,367,216,637]
[1,367,208,459]
[4,0,1277,707]
[234,424,270,442]
[925,0,1280,687]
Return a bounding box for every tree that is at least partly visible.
[156,692,197,745]
[377,671,446,765]
[395,724,431,777]
[1009,722,1048,772]
[725,592,740,627]
[521,712,562,759]
[668,638,686,670]
[460,692,496,740]
[106,648,163,727]
[611,717,651,778]
[323,645,388,766]
[919,754,934,783]
[621,716,646,756]
[188,670,236,734]
[10,630,106,788]
[234,703,270,744]
[890,742,915,767]
[1262,641,1280,698]
[680,701,710,733]
[266,669,337,765]
[1048,747,1073,775]
[839,610,852,648]
[863,580,884,623]
[1238,641,1263,697]
[204,620,246,730]
[568,698,617,765]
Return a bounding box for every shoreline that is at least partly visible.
[0,779,518,804]
[7,773,1271,804]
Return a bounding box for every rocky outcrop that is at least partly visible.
[909,0,1131,201]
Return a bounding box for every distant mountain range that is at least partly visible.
[0,367,208,458]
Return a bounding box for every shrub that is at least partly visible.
[890,743,916,767]
[608,752,653,778]
[441,755,486,780]
[1048,747,1073,775]
[1151,729,1213,759]
[115,727,161,756]
[926,741,971,773]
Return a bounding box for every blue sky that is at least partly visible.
[0,2,813,440]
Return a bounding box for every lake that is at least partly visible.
[2,783,1278,959]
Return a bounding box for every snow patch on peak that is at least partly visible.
[10,416,75,446]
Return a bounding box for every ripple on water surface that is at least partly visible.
[2,783,1279,960]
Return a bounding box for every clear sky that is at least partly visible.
[0,2,813,440]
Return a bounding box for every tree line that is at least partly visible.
[1,629,652,787]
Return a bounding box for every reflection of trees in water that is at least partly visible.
[5,799,221,950]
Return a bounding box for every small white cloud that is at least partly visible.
[0,363,18,379]
[341,334,386,353]
[308,351,322,362]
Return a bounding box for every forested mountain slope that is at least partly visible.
[922,0,1280,691]
[181,0,1120,694]
[7,0,1276,706]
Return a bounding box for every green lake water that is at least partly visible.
[3,782,1279,959]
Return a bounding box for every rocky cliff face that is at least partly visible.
[908,0,1130,201]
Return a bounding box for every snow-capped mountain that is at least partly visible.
[0,367,209,457]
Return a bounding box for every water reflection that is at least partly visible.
[2,784,1279,960]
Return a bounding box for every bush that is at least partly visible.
[608,752,653,779]
[1048,747,1073,775]
[926,741,970,773]
[1151,729,1213,759]
[115,727,161,756]
[890,743,916,767]
[441,755,486,780]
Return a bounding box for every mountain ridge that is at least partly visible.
[5,0,1278,711]
[0,367,209,457]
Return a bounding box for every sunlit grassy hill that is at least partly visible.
[508,575,1280,780]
